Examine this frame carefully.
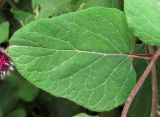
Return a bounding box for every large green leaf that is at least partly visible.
[8,7,136,111]
[125,0,160,45]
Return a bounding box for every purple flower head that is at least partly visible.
[0,48,14,79]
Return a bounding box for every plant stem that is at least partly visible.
[129,54,152,60]
[121,49,160,117]
[148,46,158,117]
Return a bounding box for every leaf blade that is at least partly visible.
[8,7,136,111]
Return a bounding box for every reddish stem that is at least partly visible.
[147,46,158,117]
[121,49,160,117]
[129,54,152,60]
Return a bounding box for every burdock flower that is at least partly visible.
[0,48,14,79]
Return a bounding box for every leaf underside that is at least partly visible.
[8,7,136,111]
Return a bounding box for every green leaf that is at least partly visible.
[72,0,120,11]
[0,72,19,116]
[8,7,136,111]
[0,21,9,43]
[32,0,120,19]
[125,0,160,45]
[32,0,72,18]
[12,10,34,26]
[7,108,26,117]
[74,113,98,117]
[17,82,39,102]
[0,71,37,116]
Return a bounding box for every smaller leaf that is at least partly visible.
[17,83,39,102]
[0,22,9,43]
[0,79,17,116]
[32,0,72,18]
[72,0,120,11]
[12,10,34,26]
[0,71,35,116]
[7,108,26,117]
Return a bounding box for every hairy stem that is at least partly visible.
[121,49,160,117]
[148,46,158,117]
